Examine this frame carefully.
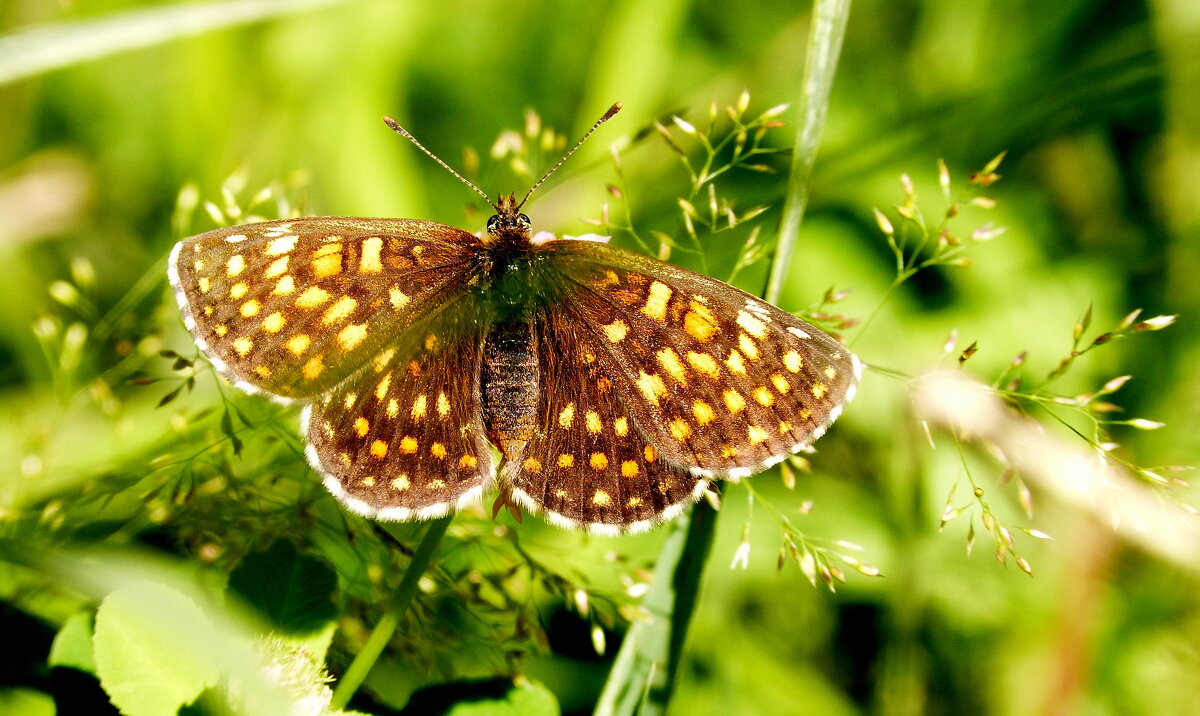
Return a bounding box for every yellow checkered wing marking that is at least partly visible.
[542,239,861,480]
[506,309,706,532]
[169,217,480,400]
[303,298,495,520]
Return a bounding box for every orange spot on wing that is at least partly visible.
[692,400,716,425]
[295,285,329,307]
[359,237,383,273]
[669,419,692,441]
[302,355,324,380]
[286,334,311,355]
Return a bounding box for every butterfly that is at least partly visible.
[167,103,861,535]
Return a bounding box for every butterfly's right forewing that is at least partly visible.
[542,239,861,480]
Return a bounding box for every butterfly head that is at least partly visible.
[485,193,533,243]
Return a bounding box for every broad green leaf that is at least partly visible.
[228,539,338,634]
[0,688,55,716]
[444,678,560,716]
[93,583,220,716]
[48,611,96,674]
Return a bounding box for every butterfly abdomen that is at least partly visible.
[481,317,539,460]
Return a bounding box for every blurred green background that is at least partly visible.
[2,1,1198,714]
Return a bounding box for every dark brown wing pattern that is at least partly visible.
[506,309,708,534]
[169,215,860,533]
[168,217,481,401]
[302,298,497,521]
[539,239,861,480]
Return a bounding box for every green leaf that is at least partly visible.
[93,583,220,716]
[228,540,338,634]
[220,408,243,454]
[444,678,559,716]
[48,611,96,674]
[156,384,183,407]
[981,150,1007,174]
[0,688,55,716]
[1074,303,1092,342]
[0,0,360,86]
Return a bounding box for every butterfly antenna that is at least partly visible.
[516,102,622,210]
[384,116,499,212]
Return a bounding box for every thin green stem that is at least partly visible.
[329,516,452,711]
[593,501,718,716]
[766,0,852,305]
[743,481,803,537]
[850,277,904,348]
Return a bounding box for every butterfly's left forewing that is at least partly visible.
[169,217,481,401]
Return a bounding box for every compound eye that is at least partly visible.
[486,215,500,231]
[517,213,531,227]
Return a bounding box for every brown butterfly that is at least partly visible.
[168,103,860,534]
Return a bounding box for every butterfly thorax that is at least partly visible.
[475,194,542,305]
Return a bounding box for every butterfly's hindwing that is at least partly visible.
[506,309,707,534]
[304,297,496,520]
[169,217,481,401]
[542,240,861,479]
